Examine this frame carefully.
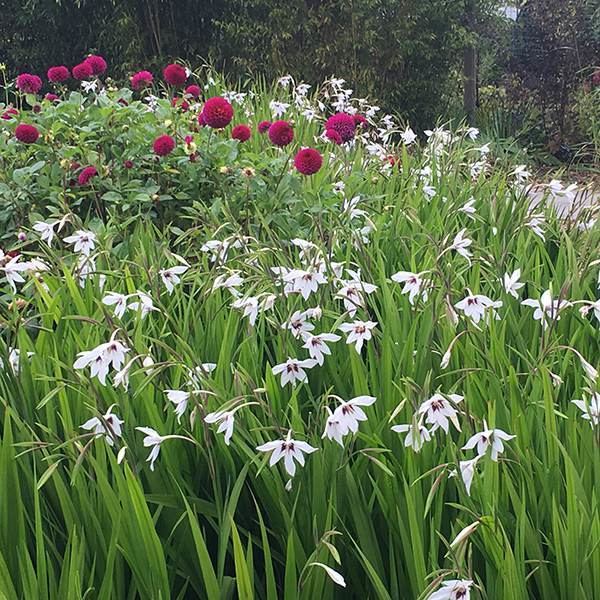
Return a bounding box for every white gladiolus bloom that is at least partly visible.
[572,393,599,427]
[454,292,502,324]
[391,270,429,305]
[73,337,130,386]
[503,269,525,298]
[462,423,515,461]
[204,410,235,445]
[81,405,124,446]
[33,221,58,246]
[159,264,189,294]
[302,332,341,365]
[165,390,191,423]
[522,289,570,329]
[449,229,472,261]
[256,430,317,477]
[272,357,318,387]
[391,421,432,452]
[418,393,463,434]
[63,230,96,255]
[102,292,132,319]
[338,320,377,353]
[427,580,473,600]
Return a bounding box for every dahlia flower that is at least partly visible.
[130,70,153,91]
[16,73,42,94]
[268,120,294,147]
[47,66,70,83]
[15,124,39,144]
[231,124,251,142]
[294,148,323,175]
[153,135,176,156]
[163,63,187,87]
[324,112,356,143]
[202,96,234,128]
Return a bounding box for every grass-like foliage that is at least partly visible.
[0,65,599,599]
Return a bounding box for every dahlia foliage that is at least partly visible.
[0,61,598,599]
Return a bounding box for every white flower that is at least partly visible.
[391,421,432,452]
[428,580,473,600]
[283,310,315,339]
[512,165,531,182]
[159,264,189,294]
[269,100,290,117]
[401,126,417,145]
[572,393,599,427]
[81,405,124,446]
[332,395,376,435]
[102,292,132,319]
[336,276,377,317]
[128,291,158,319]
[204,410,235,445]
[459,198,477,218]
[165,390,191,423]
[1,347,34,374]
[1,256,28,293]
[63,230,96,255]
[391,270,429,305]
[338,320,377,353]
[454,456,481,496]
[256,430,317,477]
[232,296,259,326]
[33,221,58,246]
[418,393,463,434]
[522,289,570,328]
[450,229,473,261]
[322,407,346,446]
[136,427,166,471]
[272,357,318,387]
[73,338,130,385]
[454,292,502,324]
[302,332,341,365]
[503,269,524,298]
[283,268,327,300]
[462,424,515,461]
[212,271,244,296]
[466,127,479,140]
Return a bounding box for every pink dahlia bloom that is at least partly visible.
[47,66,70,83]
[72,62,93,80]
[185,84,201,99]
[353,114,368,129]
[294,148,323,175]
[202,97,234,128]
[78,166,98,185]
[324,112,356,143]
[131,70,153,91]
[153,134,176,156]
[84,55,107,76]
[325,128,343,145]
[232,124,251,142]
[16,73,43,94]
[268,120,294,147]
[257,120,271,133]
[1,107,19,120]
[163,63,188,87]
[15,124,40,144]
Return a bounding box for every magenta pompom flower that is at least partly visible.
[257,120,271,134]
[16,73,43,94]
[153,134,176,156]
[84,55,107,76]
[44,93,59,102]
[47,66,70,83]
[185,84,201,99]
[163,64,188,87]
[78,166,98,185]
[131,70,153,91]
[324,112,356,143]
[294,148,323,175]
[15,124,39,144]
[268,120,294,147]
[232,124,251,142]
[72,62,93,81]
[202,97,234,128]
[198,112,207,127]
[325,128,343,145]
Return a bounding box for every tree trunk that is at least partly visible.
[463,0,477,125]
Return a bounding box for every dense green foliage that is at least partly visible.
[0,71,599,598]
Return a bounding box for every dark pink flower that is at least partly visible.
[325,128,343,145]
[78,166,98,185]
[153,134,176,156]
[131,70,154,91]
[16,73,42,94]
[72,62,93,80]
[15,124,39,144]
[268,120,294,147]
[185,84,201,98]
[47,66,70,83]
[84,55,107,75]
[202,96,234,128]
[44,93,59,102]
[163,64,187,87]
[232,124,251,142]
[324,112,356,143]
[294,148,323,175]
[258,120,271,133]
